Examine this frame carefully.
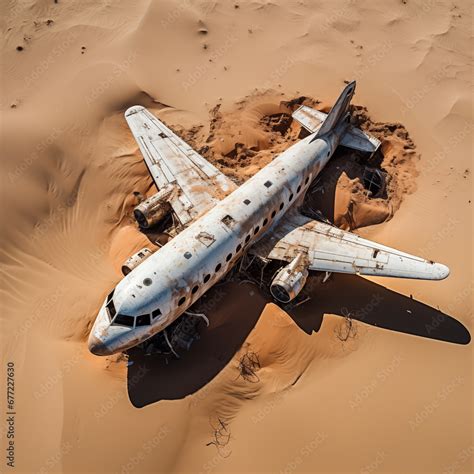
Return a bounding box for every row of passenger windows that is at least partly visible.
[107,173,312,329]
[176,172,312,307]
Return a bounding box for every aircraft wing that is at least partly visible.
[251,212,449,280]
[125,106,237,227]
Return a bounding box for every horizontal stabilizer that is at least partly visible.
[292,105,327,133]
[340,125,381,153]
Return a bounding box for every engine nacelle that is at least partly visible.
[133,185,174,229]
[270,253,309,303]
[121,247,154,276]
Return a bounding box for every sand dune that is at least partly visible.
[1,1,472,473]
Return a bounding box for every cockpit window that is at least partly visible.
[106,299,116,320]
[106,289,114,303]
[152,309,162,319]
[112,314,134,327]
[136,314,151,326]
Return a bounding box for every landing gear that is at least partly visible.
[137,311,209,358]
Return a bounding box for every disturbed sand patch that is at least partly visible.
[172,91,420,232]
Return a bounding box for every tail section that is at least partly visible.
[316,80,356,136]
[292,80,380,155]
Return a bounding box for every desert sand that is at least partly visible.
[0,1,472,473]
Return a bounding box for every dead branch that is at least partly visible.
[236,351,261,383]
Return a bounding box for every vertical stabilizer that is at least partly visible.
[316,80,356,136]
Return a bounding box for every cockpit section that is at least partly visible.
[104,290,163,329]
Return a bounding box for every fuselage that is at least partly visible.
[88,123,345,355]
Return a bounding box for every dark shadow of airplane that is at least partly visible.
[126,281,267,408]
[127,137,470,407]
[127,274,470,408]
[285,273,471,346]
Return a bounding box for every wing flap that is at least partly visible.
[252,213,449,280]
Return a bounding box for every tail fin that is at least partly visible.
[291,80,380,155]
[316,80,356,136]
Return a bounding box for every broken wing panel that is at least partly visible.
[125,106,237,226]
[252,213,449,280]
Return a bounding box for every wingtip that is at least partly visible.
[125,105,145,117]
[435,263,450,280]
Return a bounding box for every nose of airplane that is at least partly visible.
[88,334,111,356]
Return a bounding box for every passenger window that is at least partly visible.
[215,263,222,272]
[297,184,301,193]
[226,253,232,262]
[254,226,260,234]
[113,314,134,327]
[236,243,242,253]
[263,218,268,226]
[245,235,251,243]
[192,285,199,294]
[279,203,284,210]
[178,296,186,306]
[305,176,309,185]
[136,314,151,326]
[271,210,276,218]
[152,309,162,319]
[204,274,211,283]
[289,193,294,201]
